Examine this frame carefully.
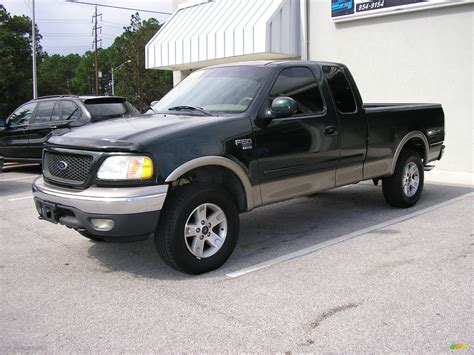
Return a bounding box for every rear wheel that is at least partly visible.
[155,183,239,274]
[382,149,424,208]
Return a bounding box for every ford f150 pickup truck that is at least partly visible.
[32,61,445,274]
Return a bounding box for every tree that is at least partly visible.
[108,14,172,111]
[0,5,43,118]
[1,8,172,116]
[39,53,81,95]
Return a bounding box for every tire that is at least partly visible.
[382,149,424,208]
[78,231,105,242]
[155,183,240,274]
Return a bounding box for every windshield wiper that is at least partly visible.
[168,105,213,116]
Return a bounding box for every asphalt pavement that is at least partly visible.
[0,163,472,353]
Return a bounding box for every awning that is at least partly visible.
[146,0,301,70]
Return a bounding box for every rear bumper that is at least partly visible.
[428,143,445,163]
[32,177,168,241]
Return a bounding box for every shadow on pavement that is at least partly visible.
[85,182,472,280]
[1,163,41,174]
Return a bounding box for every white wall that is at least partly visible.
[308,1,473,173]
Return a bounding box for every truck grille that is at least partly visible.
[44,151,93,185]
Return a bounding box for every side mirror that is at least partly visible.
[271,96,297,118]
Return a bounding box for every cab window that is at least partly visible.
[322,66,357,113]
[7,102,37,127]
[270,67,325,114]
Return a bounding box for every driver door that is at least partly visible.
[253,66,340,204]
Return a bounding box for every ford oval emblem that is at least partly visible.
[57,160,68,171]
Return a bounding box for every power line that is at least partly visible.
[42,33,93,36]
[65,1,172,15]
[36,19,91,23]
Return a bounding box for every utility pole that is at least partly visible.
[92,5,102,95]
[31,0,38,99]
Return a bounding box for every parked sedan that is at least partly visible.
[0,95,140,163]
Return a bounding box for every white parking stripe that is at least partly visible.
[226,192,474,278]
[8,196,33,202]
[0,175,39,182]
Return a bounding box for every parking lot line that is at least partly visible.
[0,175,39,182]
[226,192,474,278]
[8,196,33,202]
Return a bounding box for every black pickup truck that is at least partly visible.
[32,61,445,274]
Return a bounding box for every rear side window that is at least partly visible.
[34,101,56,123]
[7,102,37,126]
[323,66,356,113]
[85,103,127,121]
[270,67,325,114]
[62,101,82,120]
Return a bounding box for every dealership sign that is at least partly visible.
[331,0,473,22]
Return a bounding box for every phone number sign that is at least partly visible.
[331,0,473,22]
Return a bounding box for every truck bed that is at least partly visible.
[363,103,445,178]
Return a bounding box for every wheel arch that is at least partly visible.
[390,131,429,175]
[165,156,256,211]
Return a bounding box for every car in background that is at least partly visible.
[0,95,140,163]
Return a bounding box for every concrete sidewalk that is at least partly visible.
[425,169,473,188]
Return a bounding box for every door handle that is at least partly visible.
[324,126,338,136]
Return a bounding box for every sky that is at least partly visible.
[2,0,173,55]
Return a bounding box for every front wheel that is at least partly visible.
[382,149,424,208]
[155,183,239,274]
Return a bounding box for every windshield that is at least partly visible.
[152,66,271,114]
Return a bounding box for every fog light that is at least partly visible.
[90,218,114,231]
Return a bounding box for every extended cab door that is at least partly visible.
[322,65,367,186]
[0,102,37,160]
[253,66,340,204]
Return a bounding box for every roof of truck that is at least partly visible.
[207,60,345,69]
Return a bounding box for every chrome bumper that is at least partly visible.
[32,177,168,215]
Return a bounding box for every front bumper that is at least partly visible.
[32,177,168,241]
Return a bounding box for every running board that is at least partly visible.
[424,165,435,171]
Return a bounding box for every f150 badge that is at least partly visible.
[235,139,253,150]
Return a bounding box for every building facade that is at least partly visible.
[146,0,474,173]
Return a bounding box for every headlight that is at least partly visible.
[97,156,153,180]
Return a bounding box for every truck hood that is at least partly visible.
[47,113,233,152]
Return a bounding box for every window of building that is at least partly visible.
[270,67,325,114]
[322,66,357,113]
